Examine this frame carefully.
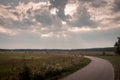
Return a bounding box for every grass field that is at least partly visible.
[98,55,120,80]
[0,52,90,80]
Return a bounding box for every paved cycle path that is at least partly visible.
[60,56,114,80]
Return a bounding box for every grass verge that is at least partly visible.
[97,55,120,80]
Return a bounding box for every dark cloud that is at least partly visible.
[56,8,66,21]
[49,0,102,27]
[35,15,52,26]
[0,0,29,6]
[0,0,48,6]
[0,17,5,25]
[0,0,112,29]
[68,6,97,27]
[0,16,35,30]
[0,0,18,6]
[12,19,35,29]
[78,0,107,8]
[112,16,120,23]
[78,0,94,2]
[35,11,52,26]
[52,15,62,27]
[113,0,120,12]
[49,0,69,21]
[0,17,11,27]
[49,0,68,10]
[91,0,107,8]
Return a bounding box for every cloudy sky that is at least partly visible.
[0,0,120,49]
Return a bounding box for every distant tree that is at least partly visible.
[114,37,120,55]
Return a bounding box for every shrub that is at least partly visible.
[18,65,31,80]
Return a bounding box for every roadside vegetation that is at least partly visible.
[0,52,90,80]
[98,55,120,80]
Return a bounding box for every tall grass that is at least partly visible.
[0,53,90,80]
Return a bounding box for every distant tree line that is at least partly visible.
[0,47,114,53]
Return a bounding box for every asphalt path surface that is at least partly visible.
[60,56,114,80]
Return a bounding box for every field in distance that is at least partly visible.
[0,52,90,80]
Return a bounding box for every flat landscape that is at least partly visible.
[0,52,90,80]
[0,0,120,80]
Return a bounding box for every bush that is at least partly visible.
[18,65,31,80]
[32,73,45,80]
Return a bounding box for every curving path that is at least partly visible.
[60,56,114,80]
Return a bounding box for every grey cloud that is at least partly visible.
[68,6,97,27]
[0,0,120,49]
[0,17,11,27]
[91,0,107,8]
[79,0,94,2]
[0,16,35,30]
[35,11,52,26]
[78,0,107,8]
[0,0,53,29]
[0,0,48,6]
[49,0,68,9]
[0,0,18,6]
[56,8,66,21]
[0,0,116,30]
[112,16,120,23]
[0,0,29,6]
[12,11,20,17]
[34,7,62,27]
[12,19,35,29]
[113,0,120,12]
[52,15,62,27]
[0,0,62,31]
[49,0,69,21]
[0,17,5,25]
[49,0,104,25]
[36,15,63,34]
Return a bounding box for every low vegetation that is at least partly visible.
[0,52,90,80]
[98,55,120,80]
